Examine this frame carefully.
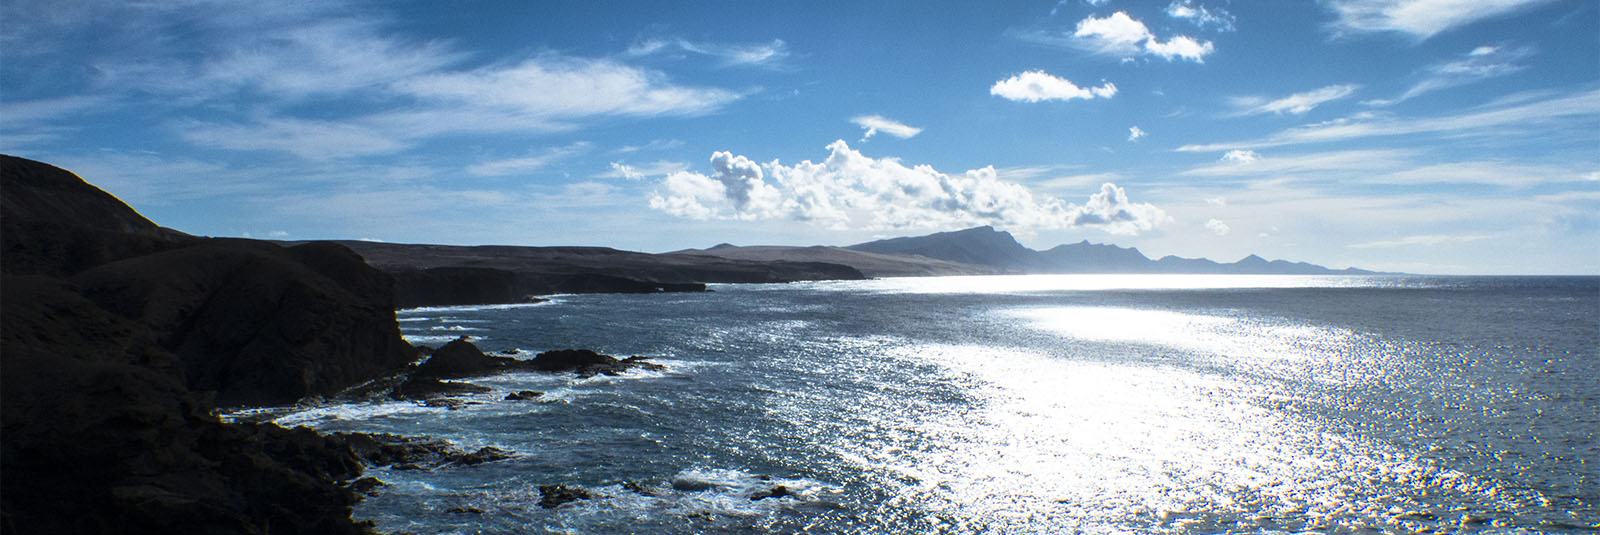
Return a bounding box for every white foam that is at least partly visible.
[398,299,560,314]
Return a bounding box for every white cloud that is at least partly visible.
[650,140,1168,234]
[1178,88,1600,152]
[179,118,406,160]
[465,143,590,177]
[1367,45,1532,106]
[400,56,742,120]
[4,2,747,160]
[615,139,685,153]
[601,160,689,180]
[1190,149,1421,177]
[1128,126,1147,141]
[990,71,1117,103]
[1347,233,1496,248]
[1232,84,1359,115]
[852,115,923,140]
[1165,1,1236,31]
[626,38,789,67]
[1206,197,1227,207]
[1219,149,1261,163]
[1324,0,1556,39]
[1205,218,1231,235]
[1071,11,1215,62]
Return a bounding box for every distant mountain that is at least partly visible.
[841,226,1374,275]
[669,244,998,278]
[847,226,1039,270]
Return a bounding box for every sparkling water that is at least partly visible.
[247,275,1599,534]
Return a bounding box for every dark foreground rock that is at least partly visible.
[0,155,423,534]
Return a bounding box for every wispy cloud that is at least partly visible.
[1366,45,1532,106]
[1324,0,1558,39]
[179,118,407,160]
[1178,88,1600,152]
[1205,218,1231,235]
[1128,125,1147,141]
[625,38,790,67]
[650,140,1168,234]
[3,2,747,161]
[466,143,591,177]
[852,115,923,140]
[600,160,690,180]
[1347,233,1497,248]
[991,71,1117,102]
[1185,149,1414,176]
[1231,84,1359,115]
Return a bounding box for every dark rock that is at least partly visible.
[70,238,418,407]
[1,272,372,534]
[538,485,592,509]
[331,432,513,469]
[452,446,514,466]
[350,477,387,497]
[392,377,492,399]
[421,398,472,410]
[750,485,792,501]
[445,506,484,515]
[413,338,519,379]
[671,477,716,492]
[529,349,620,373]
[505,390,544,401]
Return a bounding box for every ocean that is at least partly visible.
[240,275,1599,534]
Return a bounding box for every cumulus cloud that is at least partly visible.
[991,71,1117,103]
[1128,126,1147,141]
[650,140,1168,234]
[1324,0,1555,39]
[1166,1,1236,31]
[1205,218,1231,235]
[852,115,923,140]
[1072,11,1215,62]
[1220,149,1261,163]
[1232,84,1359,115]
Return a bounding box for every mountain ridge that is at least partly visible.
[684,225,1376,276]
[843,225,1377,275]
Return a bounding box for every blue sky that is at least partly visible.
[2,0,1596,274]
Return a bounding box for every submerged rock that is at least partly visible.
[750,485,792,501]
[538,485,592,509]
[505,390,544,401]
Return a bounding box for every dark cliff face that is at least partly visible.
[0,155,193,277]
[72,239,416,406]
[0,155,416,533]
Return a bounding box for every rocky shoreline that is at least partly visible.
[0,155,694,533]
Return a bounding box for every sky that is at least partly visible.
[2,0,1596,274]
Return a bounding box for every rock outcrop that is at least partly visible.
[392,339,667,399]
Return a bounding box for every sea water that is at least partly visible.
[251,275,1598,534]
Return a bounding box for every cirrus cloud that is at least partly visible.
[852,115,923,140]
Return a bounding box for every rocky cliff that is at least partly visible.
[0,155,418,533]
